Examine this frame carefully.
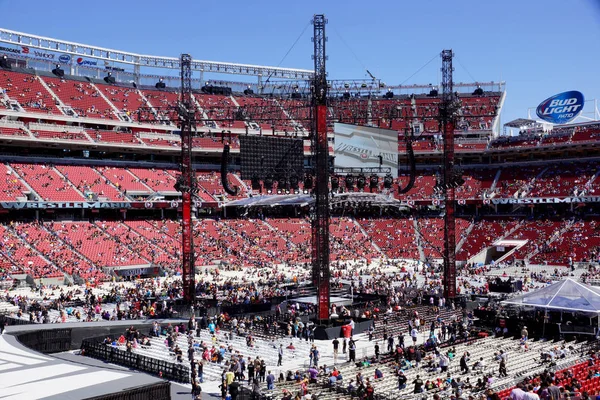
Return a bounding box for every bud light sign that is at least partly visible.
[536,91,584,124]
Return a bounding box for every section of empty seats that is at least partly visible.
[502,219,565,262]
[456,218,518,261]
[124,220,181,261]
[394,173,437,200]
[191,219,240,266]
[95,166,152,193]
[224,219,294,263]
[96,83,148,118]
[0,125,29,136]
[50,221,147,267]
[128,168,177,192]
[196,172,247,199]
[191,137,227,149]
[418,218,444,259]
[330,217,381,261]
[86,129,140,144]
[98,221,175,264]
[0,224,61,278]
[0,71,59,114]
[11,222,105,281]
[55,165,126,200]
[10,163,86,201]
[527,163,599,198]
[530,219,600,265]
[233,95,292,131]
[30,129,89,141]
[41,76,116,119]
[494,166,544,198]
[139,134,180,148]
[0,163,29,200]
[195,92,245,129]
[359,218,419,259]
[267,218,312,247]
[455,169,497,199]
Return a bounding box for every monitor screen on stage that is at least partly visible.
[333,123,398,178]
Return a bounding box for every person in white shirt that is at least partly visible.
[510,383,527,400]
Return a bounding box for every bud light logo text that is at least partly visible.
[536,91,584,124]
[76,57,98,66]
[59,54,71,64]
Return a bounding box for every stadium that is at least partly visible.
[0,4,600,400]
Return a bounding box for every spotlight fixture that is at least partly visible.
[383,174,393,189]
[303,175,314,191]
[264,176,274,194]
[104,72,116,84]
[345,175,355,191]
[251,176,261,191]
[369,175,379,191]
[331,176,339,192]
[155,78,166,89]
[356,174,366,191]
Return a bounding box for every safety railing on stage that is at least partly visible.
[82,381,171,400]
[81,336,190,383]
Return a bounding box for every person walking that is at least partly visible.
[277,344,283,366]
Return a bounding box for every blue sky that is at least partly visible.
[1,0,599,128]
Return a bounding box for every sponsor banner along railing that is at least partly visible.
[0,200,217,210]
[0,196,599,210]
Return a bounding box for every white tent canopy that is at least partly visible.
[501,278,600,313]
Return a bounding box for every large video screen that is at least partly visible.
[239,136,304,180]
[333,123,398,178]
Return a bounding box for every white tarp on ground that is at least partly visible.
[501,278,600,313]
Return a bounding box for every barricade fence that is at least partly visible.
[82,381,171,400]
[81,336,190,383]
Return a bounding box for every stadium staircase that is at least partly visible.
[272,98,304,133]
[524,219,575,264]
[487,168,503,196]
[52,166,88,199]
[352,217,385,256]
[42,223,103,279]
[35,76,71,117]
[190,94,213,126]
[89,82,128,121]
[413,218,426,262]
[455,220,475,253]
[136,89,161,122]
[5,164,39,200]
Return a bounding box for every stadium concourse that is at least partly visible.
[2,36,600,400]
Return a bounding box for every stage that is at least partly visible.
[293,295,353,307]
[0,333,175,400]
[0,319,200,399]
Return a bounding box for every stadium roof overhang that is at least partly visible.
[0,28,314,79]
[504,118,538,128]
[224,192,406,209]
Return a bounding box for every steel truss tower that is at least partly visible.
[311,14,331,321]
[440,49,457,300]
[179,54,197,304]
